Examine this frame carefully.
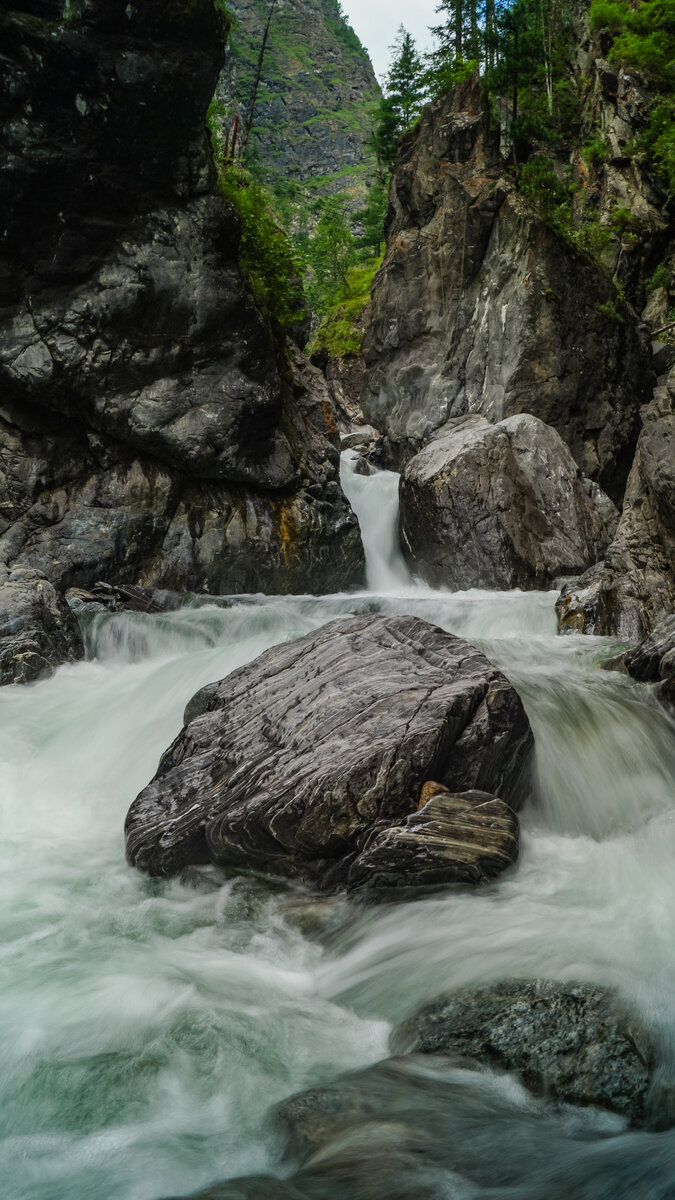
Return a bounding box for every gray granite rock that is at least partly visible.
[557,378,675,639]
[361,77,653,500]
[400,414,618,590]
[0,567,83,686]
[125,614,533,890]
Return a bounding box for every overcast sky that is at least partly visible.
[339,0,439,81]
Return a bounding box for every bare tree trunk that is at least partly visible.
[239,0,277,160]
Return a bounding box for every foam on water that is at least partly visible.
[1,454,674,1199]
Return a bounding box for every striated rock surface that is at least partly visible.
[125,614,533,890]
[361,77,653,499]
[0,1,363,602]
[392,979,654,1125]
[400,413,618,591]
[347,788,519,891]
[557,375,675,640]
[0,567,83,685]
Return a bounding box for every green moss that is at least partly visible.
[309,257,383,358]
[594,299,625,322]
[217,165,307,337]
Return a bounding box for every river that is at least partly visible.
[1,454,674,1199]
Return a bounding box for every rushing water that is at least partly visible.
[1,455,675,1200]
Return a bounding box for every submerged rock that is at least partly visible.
[0,567,83,685]
[557,379,675,639]
[164,1042,670,1199]
[399,413,618,590]
[624,614,675,717]
[392,979,654,1125]
[125,614,532,890]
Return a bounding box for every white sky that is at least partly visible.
[339,0,439,81]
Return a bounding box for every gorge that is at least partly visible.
[1,1,675,1198]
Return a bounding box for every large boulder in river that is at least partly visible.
[0,567,83,685]
[399,414,618,591]
[557,379,675,640]
[392,979,655,1126]
[125,614,533,891]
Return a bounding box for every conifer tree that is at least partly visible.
[386,26,427,129]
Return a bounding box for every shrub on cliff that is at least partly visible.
[217,165,307,335]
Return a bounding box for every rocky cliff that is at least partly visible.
[361,75,654,502]
[216,0,380,212]
[0,0,363,650]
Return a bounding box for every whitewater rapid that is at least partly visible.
[1,455,674,1200]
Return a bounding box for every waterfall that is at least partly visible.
[340,449,413,591]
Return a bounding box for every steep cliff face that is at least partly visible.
[216,0,380,209]
[361,76,654,501]
[0,0,363,607]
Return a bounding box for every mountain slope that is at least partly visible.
[216,0,381,213]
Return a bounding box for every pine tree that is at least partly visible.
[307,197,356,313]
[386,26,427,129]
[369,95,402,177]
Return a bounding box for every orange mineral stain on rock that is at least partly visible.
[273,498,300,566]
[320,399,338,436]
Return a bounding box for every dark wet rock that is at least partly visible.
[0,2,363,598]
[125,614,533,890]
[624,615,675,716]
[392,980,654,1125]
[361,77,653,498]
[399,414,618,590]
[162,1180,316,1200]
[347,790,519,891]
[0,567,83,685]
[557,380,675,640]
[66,582,183,615]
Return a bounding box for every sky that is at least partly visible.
[339,0,439,81]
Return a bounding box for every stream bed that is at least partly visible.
[1,458,675,1199]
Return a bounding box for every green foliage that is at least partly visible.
[386,26,427,128]
[519,156,615,263]
[370,95,403,174]
[306,196,357,315]
[590,0,675,86]
[582,134,611,166]
[425,56,479,96]
[519,156,571,219]
[594,299,625,321]
[588,0,627,33]
[356,183,388,255]
[310,257,383,358]
[637,98,675,198]
[324,0,368,59]
[647,263,671,292]
[217,165,307,334]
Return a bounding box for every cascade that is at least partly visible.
[1,460,675,1200]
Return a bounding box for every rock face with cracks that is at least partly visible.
[0,567,83,685]
[399,413,619,591]
[125,614,533,891]
[0,0,363,605]
[557,376,675,640]
[361,76,653,499]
